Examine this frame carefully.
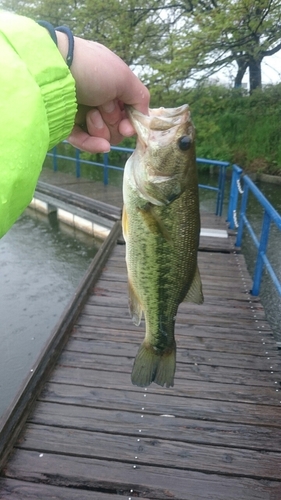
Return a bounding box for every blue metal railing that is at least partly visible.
[228,164,281,297]
[46,144,281,298]
[49,143,133,186]
[47,143,229,217]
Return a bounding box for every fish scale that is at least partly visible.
[122,105,204,388]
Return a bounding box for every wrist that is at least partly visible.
[55,30,69,64]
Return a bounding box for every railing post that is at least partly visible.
[227,164,243,229]
[52,146,58,172]
[235,182,248,248]
[251,211,271,296]
[216,165,226,216]
[75,148,81,178]
[103,152,109,186]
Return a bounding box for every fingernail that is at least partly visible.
[101,101,115,113]
[91,110,104,129]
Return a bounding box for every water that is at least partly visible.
[0,209,101,418]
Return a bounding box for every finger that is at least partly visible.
[86,109,110,142]
[118,117,136,137]
[68,125,110,153]
[98,100,124,145]
[118,76,150,116]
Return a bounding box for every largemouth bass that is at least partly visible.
[122,105,203,388]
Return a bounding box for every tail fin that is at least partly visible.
[131,341,176,388]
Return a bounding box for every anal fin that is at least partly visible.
[184,265,204,304]
[128,278,143,326]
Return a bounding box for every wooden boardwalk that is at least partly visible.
[1,174,281,499]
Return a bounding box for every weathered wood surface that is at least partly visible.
[1,240,281,499]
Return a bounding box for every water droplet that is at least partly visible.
[137,439,140,442]
[144,394,146,397]
[133,465,137,469]
[139,430,142,433]
[145,388,148,391]
[30,369,34,372]
[39,453,43,457]
[141,415,144,418]
[135,456,138,459]
[141,407,144,410]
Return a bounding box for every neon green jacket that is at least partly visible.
[0,12,77,237]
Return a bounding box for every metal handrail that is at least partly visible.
[228,164,281,297]
[46,143,229,216]
[46,144,281,297]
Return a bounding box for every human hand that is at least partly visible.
[56,33,150,153]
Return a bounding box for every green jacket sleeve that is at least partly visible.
[0,12,77,237]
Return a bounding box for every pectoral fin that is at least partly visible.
[138,204,172,242]
[184,265,204,304]
[128,278,143,326]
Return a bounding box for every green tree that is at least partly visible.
[2,0,280,92]
[0,0,167,69]
[156,0,281,92]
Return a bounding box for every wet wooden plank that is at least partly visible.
[81,302,267,325]
[58,349,278,387]
[29,401,281,452]
[17,423,281,480]
[48,366,280,406]
[39,382,281,427]
[0,478,132,500]
[87,292,266,317]
[72,322,271,344]
[5,449,281,500]
[66,330,278,357]
[92,279,258,301]
[63,338,280,370]
[76,313,274,338]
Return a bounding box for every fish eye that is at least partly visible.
[178,135,192,151]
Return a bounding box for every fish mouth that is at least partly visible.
[126,105,191,147]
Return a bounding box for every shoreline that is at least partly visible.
[248,172,281,185]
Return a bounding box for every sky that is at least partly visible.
[260,51,281,85]
[217,50,281,88]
